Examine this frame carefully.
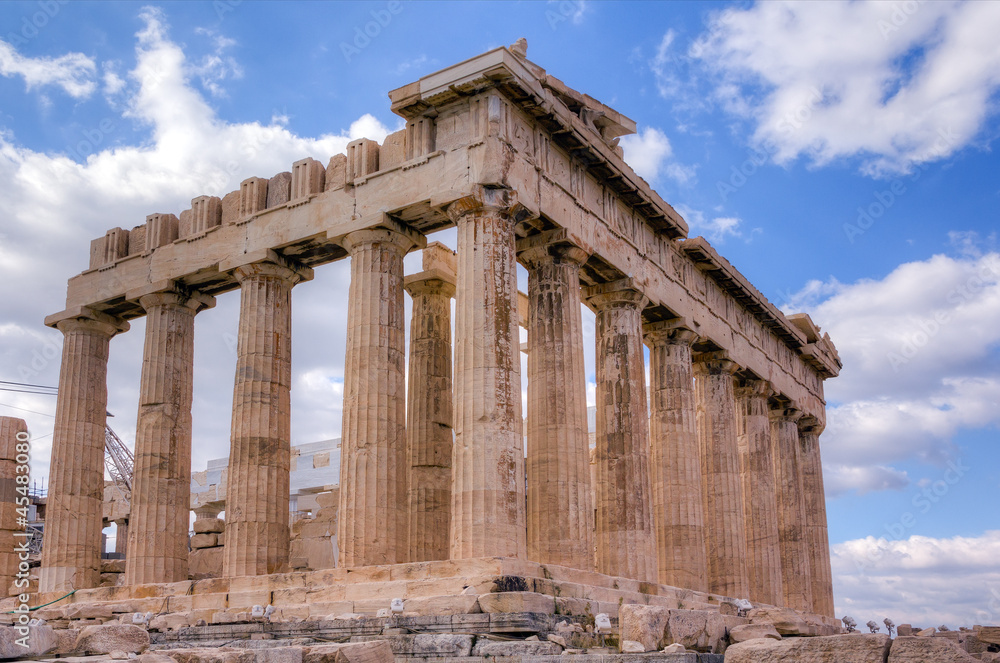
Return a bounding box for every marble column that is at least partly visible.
[799,415,834,617]
[644,320,707,591]
[40,312,129,593]
[770,403,813,611]
[337,223,423,568]
[403,246,455,563]
[519,235,594,571]
[584,279,656,582]
[125,288,213,585]
[693,351,748,598]
[223,258,311,577]
[735,378,783,606]
[114,519,129,555]
[448,190,526,560]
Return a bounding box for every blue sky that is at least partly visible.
[1,1,998,627]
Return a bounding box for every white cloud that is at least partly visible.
[0,8,395,481]
[689,1,1000,176]
[832,531,1000,627]
[0,38,96,98]
[620,126,695,186]
[785,249,1000,495]
[676,205,754,244]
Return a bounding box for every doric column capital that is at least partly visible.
[404,273,456,299]
[341,218,425,255]
[516,228,590,270]
[583,278,648,311]
[769,401,803,424]
[233,251,313,286]
[797,414,825,436]
[52,308,130,338]
[445,186,530,224]
[692,350,739,376]
[128,280,216,314]
[734,377,774,401]
[643,318,698,347]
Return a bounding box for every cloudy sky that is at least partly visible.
[1,0,998,627]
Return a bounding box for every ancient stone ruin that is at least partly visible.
[23,44,992,663]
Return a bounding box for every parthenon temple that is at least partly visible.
[14,43,845,652]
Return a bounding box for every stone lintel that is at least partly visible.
[219,247,314,283]
[44,305,130,334]
[124,280,216,312]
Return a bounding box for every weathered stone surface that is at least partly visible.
[403,594,480,615]
[979,626,1000,645]
[727,633,890,663]
[149,612,191,630]
[191,533,219,549]
[193,518,226,534]
[0,624,57,658]
[747,607,836,637]
[799,416,834,617]
[75,623,150,655]
[664,609,727,653]
[729,623,781,644]
[477,591,555,614]
[621,640,645,653]
[471,639,563,656]
[136,653,177,663]
[253,646,304,663]
[52,628,81,656]
[888,635,978,662]
[304,641,394,663]
[189,546,224,579]
[770,405,812,612]
[618,604,670,652]
[162,648,255,663]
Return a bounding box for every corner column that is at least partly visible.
[735,378,783,606]
[125,287,214,585]
[644,320,707,591]
[403,244,456,563]
[584,279,656,582]
[224,257,312,577]
[448,189,526,560]
[770,403,813,611]
[337,222,424,567]
[40,311,129,593]
[799,415,834,617]
[693,351,749,598]
[519,233,594,571]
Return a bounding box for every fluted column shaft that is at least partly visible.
[449,192,526,559]
[800,416,834,617]
[585,281,656,582]
[404,273,454,563]
[735,379,783,605]
[771,404,813,611]
[693,352,748,598]
[644,322,707,591]
[126,290,211,585]
[224,260,310,577]
[521,241,594,570]
[338,226,421,567]
[40,314,127,593]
